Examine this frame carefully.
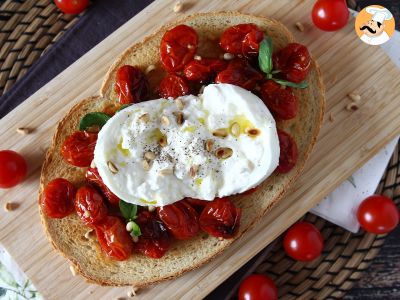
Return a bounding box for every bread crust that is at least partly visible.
[39,11,325,287]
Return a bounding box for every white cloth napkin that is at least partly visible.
[311,137,399,232]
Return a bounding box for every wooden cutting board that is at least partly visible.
[1,0,400,299]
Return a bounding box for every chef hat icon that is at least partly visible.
[365,7,393,23]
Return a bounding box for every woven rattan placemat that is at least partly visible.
[0,1,399,299]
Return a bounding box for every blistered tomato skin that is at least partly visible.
[159,74,189,99]
[184,58,228,83]
[86,167,120,205]
[276,130,298,174]
[41,178,76,218]
[61,131,97,167]
[157,200,199,240]
[241,186,259,196]
[273,43,311,83]
[160,24,198,72]
[115,65,149,104]
[0,150,27,188]
[75,185,108,226]
[199,198,241,239]
[220,24,264,57]
[135,211,170,258]
[95,216,134,261]
[215,58,263,91]
[260,80,298,120]
[357,195,399,234]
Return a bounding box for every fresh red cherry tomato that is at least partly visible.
[160,25,198,72]
[86,167,120,205]
[75,185,108,226]
[238,274,278,300]
[273,43,311,83]
[199,198,241,239]
[115,65,149,104]
[159,74,189,99]
[61,131,97,167]
[157,200,199,240]
[95,216,134,261]
[276,130,298,174]
[0,150,27,188]
[312,0,349,31]
[357,195,399,234]
[54,0,89,14]
[220,24,264,57]
[184,58,228,83]
[41,178,76,218]
[260,80,298,120]
[215,58,263,91]
[135,211,170,258]
[283,221,324,262]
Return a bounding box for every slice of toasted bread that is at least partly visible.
[39,11,325,287]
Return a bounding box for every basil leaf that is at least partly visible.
[79,112,111,131]
[258,37,273,74]
[130,222,142,237]
[272,78,308,89]
[119,200,138,220]
[117,104,132,112]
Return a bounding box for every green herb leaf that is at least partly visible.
[117,104,132,112]
[130,222,142,237]
[347,176,356,188]
[258,37,273,74]
[272,78,309,89]
[79,112,111,131]
[119,200,138,220]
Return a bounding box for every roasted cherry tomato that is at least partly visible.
[54,0,89,14]
[183,58,228,83]
[220,24,264,57]
[0,150,27,188]
[157,200,199,240]
[115,65,149,104]
[41,178,76,218]
[241,186,259,195]
[61,131,97,167]
[199,198,241,239]
[273,43,311,83]
[238,274,278,300]
[86,167,120,205]
[215,58,263,91]
[159,74,189,99]
[312,0,349,31]
[95,216,134,261]
[135,211,170,258]
[283,221,324,262]
[276,130,298,174]
[160,24,198,72]
[75,185,108,226]
[260,80,298,120]
[357,195,399,234]
[185,198,209,213]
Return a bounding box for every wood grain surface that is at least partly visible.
[1,0,400,299]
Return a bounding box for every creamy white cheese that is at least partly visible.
[94,84,279,206]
